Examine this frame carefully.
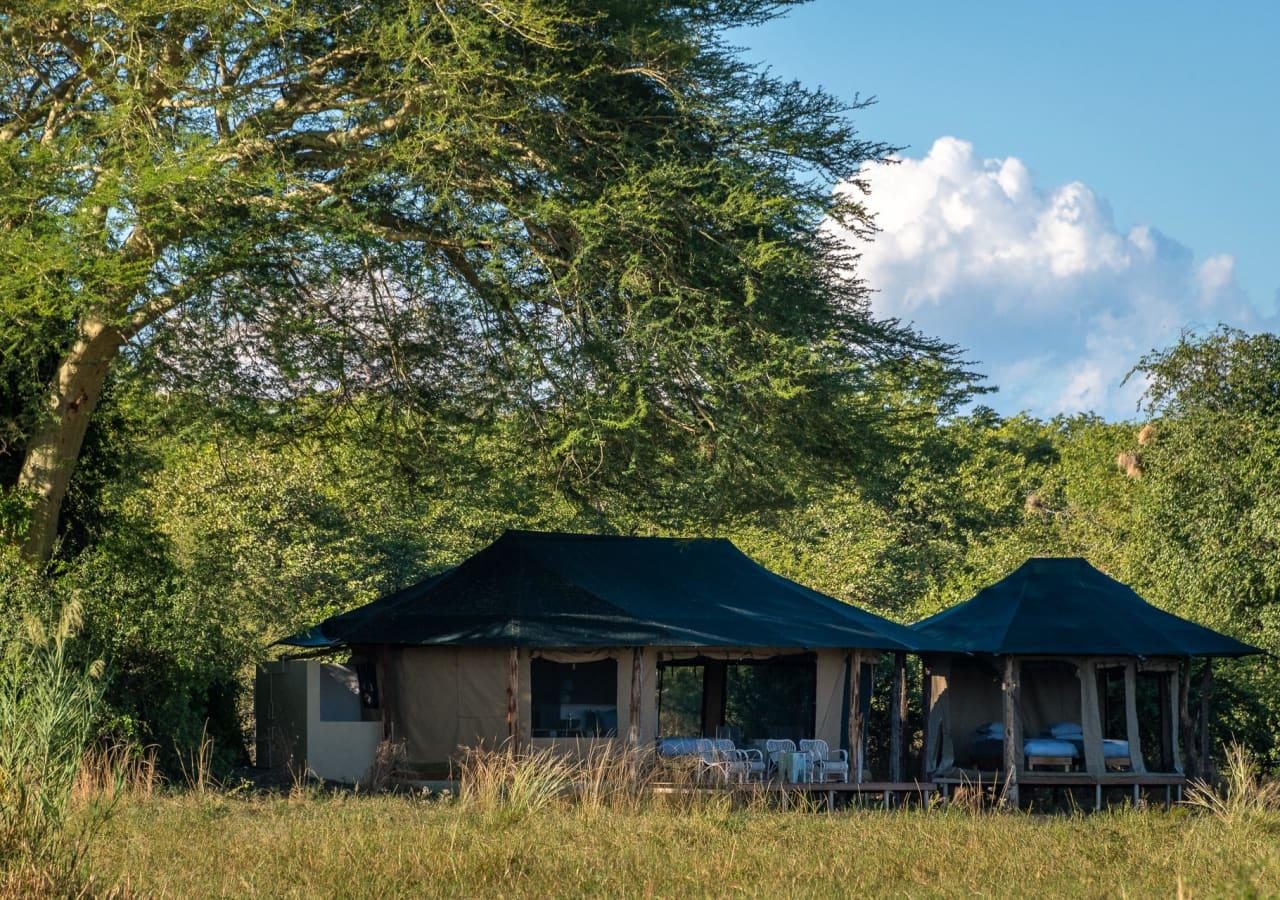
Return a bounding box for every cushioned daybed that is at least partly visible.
[971,722,1132,771]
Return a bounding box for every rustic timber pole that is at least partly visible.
[1168,670,1183,774]
[1198,659,1213,777]
[920,659,932,780]
[376,645,395,742]
[1180,660,1197,778]
[848,650,864,783]
[629,647,643,746]
[890,651,906,784]
[507,647,519,753]
[1002,656,1021,808]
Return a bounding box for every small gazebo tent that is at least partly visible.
[910,558,1259,804]
[269,530,919,778]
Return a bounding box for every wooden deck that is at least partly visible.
[651,780,937,810]
[933,770,1187,809]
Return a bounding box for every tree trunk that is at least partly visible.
[16,314,123,562]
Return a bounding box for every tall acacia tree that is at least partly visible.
[2,0,969,562]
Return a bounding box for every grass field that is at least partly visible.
[89,792,1280,898]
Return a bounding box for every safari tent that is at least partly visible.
[265,530,918,781]
[910,558,1260,805]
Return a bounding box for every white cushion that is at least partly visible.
[1023,738,1080,757]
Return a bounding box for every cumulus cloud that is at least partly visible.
[827,137,1275,417]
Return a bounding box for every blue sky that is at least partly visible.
[731,1,1279,418]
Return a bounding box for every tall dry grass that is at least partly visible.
[89,792,1280,897]
[454,743,697,820]
[0,601,108,894]
[454,745,577,820]
[1184,741,1280,822]
[177,722,219,795]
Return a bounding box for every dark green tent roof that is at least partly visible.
[282,530,917,651]
[910,557,1260,658]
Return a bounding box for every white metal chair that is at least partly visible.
[696,738,751,784]
[715,738,765,782]
[764,738,797,780]
[799,738,849,783]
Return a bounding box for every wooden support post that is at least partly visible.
[920,659,933,779]
[629,647,643,745]
[1168,670,1183,774]
[507,647,519,753]
[866,660,876,779]
[848,650,864,783]
[375,645,395,742]
[1180,661,1197,778]
[1198,659,1213,776]
[890,651,906,784]
[1002,656,1021,808]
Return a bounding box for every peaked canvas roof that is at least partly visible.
[910,557,1260,658]
[283,529,917,651]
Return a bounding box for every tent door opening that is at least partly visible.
[656,653,817,745]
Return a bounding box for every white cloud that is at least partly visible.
[827,137,1275,418]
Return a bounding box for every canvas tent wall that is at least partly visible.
[911,558,1260,799]
[371,644,856,767]
[278,530,918,773]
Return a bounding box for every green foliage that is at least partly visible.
[1,0,975,560]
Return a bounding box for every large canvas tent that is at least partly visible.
[910,557,1260,803]
[275,530,918,775]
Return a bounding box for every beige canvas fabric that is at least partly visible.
[924,655,955,773]
[385,647,509,765]
[813,648,845,750]
[1018,660,1083,736]
[1076,658,1105,775]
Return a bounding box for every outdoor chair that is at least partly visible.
[695,738,752,784]
[715,738,765,782]
[799,738,849,783]
[764,738,799,780]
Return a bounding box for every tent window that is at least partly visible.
[1098,667,1126,739]
[1137,671,1171,771]
[530,658,618,737]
